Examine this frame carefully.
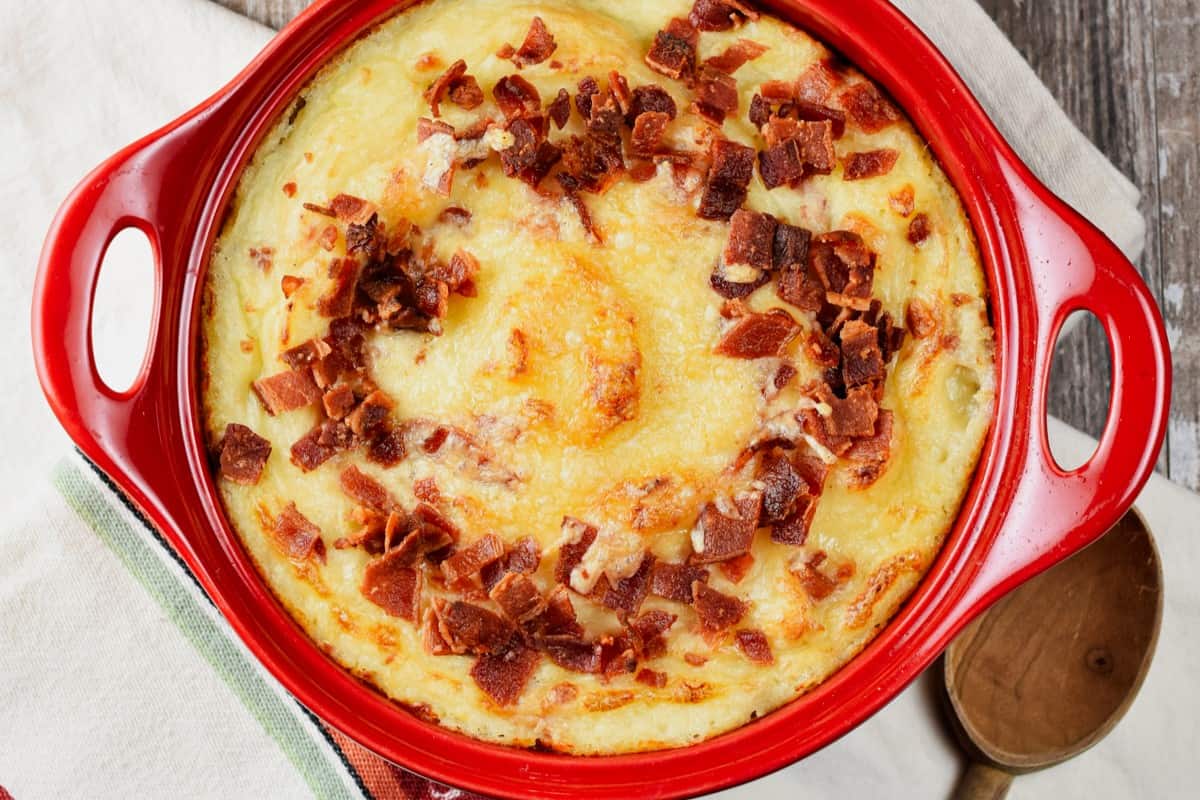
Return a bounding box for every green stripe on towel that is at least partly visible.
[52,458,359,800]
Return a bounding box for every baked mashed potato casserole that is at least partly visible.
[202,0,995,754]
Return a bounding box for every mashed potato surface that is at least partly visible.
[202,0,994,753]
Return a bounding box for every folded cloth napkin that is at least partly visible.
[0,0,1171,798]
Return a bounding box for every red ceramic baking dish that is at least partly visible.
[32,0,1171,797]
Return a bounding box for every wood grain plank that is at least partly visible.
[1152,0,1200,488]
[977,0,1165,473]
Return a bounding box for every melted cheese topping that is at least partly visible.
[201,0,995,753]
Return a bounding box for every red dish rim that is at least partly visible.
[32,1,1170,797]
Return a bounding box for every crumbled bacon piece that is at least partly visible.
[316,257,361,317]
[282,274,307,298]
[772,222,811,270]
[908,213,932,245]
[554,518,598,587]
[759,80,795,102]
[692,582,747,632]
[366,428,407,468]
[689,0,759,31]
[792,100,847,138]
[529,585,584,639]
[839,82,902,133]
[776,240,823,312]
[816,382,880,438]
[609,71,633,115]
[715,309,800,359]
[629,609,677,659]
[322,383,356,420]
[498,117,562,187]
[471,638,540,706]
[346,214,384,258]
[840,319,886,387]
[724,209,777,276]
[339,465,396,512]
[548,88,571,129]
[541,638,602,673]
[599,633,638,678]
[645,18,698,81]
[698,138,755,220]
[690,492,762,564]
[845,410,894,488]
[217,423,271,485]
[843,149,900,181]
[575,76,600,119]
[269,502,325,563]
[584,89,624,146]
[290,420,355,472]
[704,39,768,74]
[758,451,806,524]
[793,551,853,601]
[759,119,835,188]
[389,522,453,566]
[505,16,557,69]
[748,93,772,128]
[360,550,421,620]
[437,600,513,654]
[442,534,505,585]
[449,75,484,109]
[252,368,322,415]
[636,669,668,688]
[757,140,803,189]
[425,249,479,298]
[347,389,394,438]
[735,629,774,664]
[691,67,739,126]
[631,110,671,157]
[809,230,875,301]
[493,75,542,119]
[423,59,468,117]
[771,494,817,546]
[489,572,547,624]
[597,554,655,615]
[482,536,542,591]
[280,338,332,371]
[424,610,452,655]
[627,84,677,124]
[329,193,377,225]
[650,561,709,604]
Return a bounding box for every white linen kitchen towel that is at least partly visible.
[0,1,1165,798]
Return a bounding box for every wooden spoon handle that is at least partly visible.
[955,762,1013,800]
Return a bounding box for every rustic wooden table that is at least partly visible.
[214,0,1199,490]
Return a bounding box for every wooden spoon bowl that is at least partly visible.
[943,509,1162,798]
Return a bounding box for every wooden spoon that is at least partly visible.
[942,509,1162,799]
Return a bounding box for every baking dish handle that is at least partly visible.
[32,110,219,556]
[972,160,1171,604]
